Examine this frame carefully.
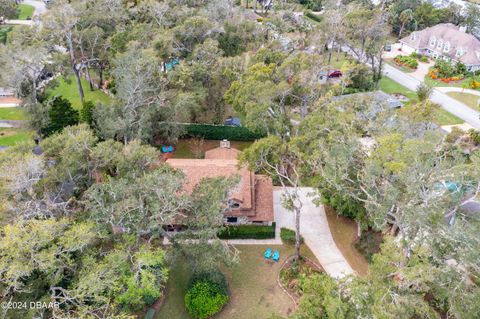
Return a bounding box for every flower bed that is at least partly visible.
[393,55,418,69]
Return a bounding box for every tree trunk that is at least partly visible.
[99,68,103,88]
[294,206,301,262]
[73,68,85,105]
[85,67,94,91]
[67,33,85,105]
[398,23,405,38]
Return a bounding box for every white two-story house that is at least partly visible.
[400,23,480,72]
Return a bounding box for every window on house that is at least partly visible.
[429,36,436,47]
[436,40,443,50]
[456,47,463,57]
[410,32,416,41]
[444,42,450,52]
[227,217,238,223]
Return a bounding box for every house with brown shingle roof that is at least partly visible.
[166,140,274,225]
[399,23,480,72]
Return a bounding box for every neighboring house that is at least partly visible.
[166,140,274,225]
[399,23,480,72]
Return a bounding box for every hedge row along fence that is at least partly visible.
[178,123,265,141]
[218,222,276,239]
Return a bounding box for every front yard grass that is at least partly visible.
[325,207,368,276]
[0,128,33,146]
[378,76,417,101]
[17,4,35,20]
[156,244,317,319]
[446,92,480,111]
[0,108,27,121]
[46,76,113,110]
[432,107,464,126]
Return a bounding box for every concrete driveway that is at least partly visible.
[274,187,354,278]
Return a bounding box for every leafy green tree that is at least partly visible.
[80,100,95,126]
[84,165,189,239]
[42,96,79,137]
[171,176,240,273]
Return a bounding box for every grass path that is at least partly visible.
[46,76,113,110]
[156,244,317,319]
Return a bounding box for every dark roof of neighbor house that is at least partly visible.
[400,23,480,66]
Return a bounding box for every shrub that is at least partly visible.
[419,56,429,63]
[469,129,480,146]
[280,227,304,244]
[393,55,418,69]
[180,123,265,141]
[41,96,79,137]
[80,101,95,126]
[218,223,276,239]
[185,271,229,319]
[434,60,456,78]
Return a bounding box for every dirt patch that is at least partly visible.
[325,207,369,276]
[0,130,16,137]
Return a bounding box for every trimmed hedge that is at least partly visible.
[180,123,265,141]
[280,227,304,244]
[218,222,276,239]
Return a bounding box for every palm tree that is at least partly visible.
[398,9,414,38]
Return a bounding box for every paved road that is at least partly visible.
[384,63,480,129]
[274,187,354,278]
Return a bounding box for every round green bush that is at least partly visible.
[185,280,229,319]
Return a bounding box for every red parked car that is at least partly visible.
[328,70,342,78]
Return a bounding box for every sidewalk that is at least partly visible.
[435,86,480,97]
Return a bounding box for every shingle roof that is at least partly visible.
[400,23,480,65]
[166,146,274,222]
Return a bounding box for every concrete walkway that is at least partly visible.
[274,187,354,278]
[435,86,480,97]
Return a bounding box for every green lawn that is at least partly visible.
[378,77,464,126]
[17,4,35,20]
[378,76,417,100]
[384,59,415,74]
[46,76,113,110]
[446,92,480,111]
[432,107,464,126]
[156,244,317,319]
[0,108,27,121]
[0,128,33,146]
